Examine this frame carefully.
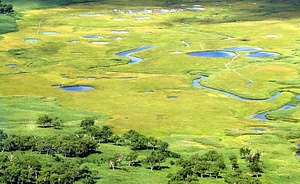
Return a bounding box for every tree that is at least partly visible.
[156,152,166,170]
[98,125,113,143]
[2,135,18,151]
[36,137,55,155]
[79,166,93,179]
[229,154,239,170]
[122,130,148,150]
[111,135,122,146]
[193,160,209,178]
[0,129,8,141]
[126,151,138,166]
[145,151,157,171]
[52,117,62,129]
[37,114,52,128]
[0,1,14,14]
[109,153,123,170]
[225,169,262,184]
[0,129,8,152]
[3,165,21,184]
[148,136,158,150]
[248,152,263,178]
[80,117,95,129]
[240,147,251,160]
[157,140,169,152]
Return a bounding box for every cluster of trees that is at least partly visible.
[80,117,172,152]
[0,116,179,183]
[0,131,98,157]
[0,155,96,184]
[1,115,266,183]
[36,114,62,128]
[0,0,14,14]
[167,148,264,183]
[79,117,180,171]
[167,150,226,183]
[224,148,263,184]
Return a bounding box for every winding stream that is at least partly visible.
[192,75,300,120]
[192,75,281,101]
[117,46,155,64]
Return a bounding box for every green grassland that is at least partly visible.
[1,0,300,183]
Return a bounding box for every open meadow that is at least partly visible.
[0,0,300,183]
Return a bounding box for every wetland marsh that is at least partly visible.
[1,0,300,183]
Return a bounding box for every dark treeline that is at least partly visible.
[167,148,264,183]
[0,116,265,183]
[0,0,13,14]
[0,116,179,183]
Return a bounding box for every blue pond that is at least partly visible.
[167,96,178,99]
[188,51,237,58]
[60,86,94,91]
[6,64,18,68]
[186,7,205,11]
[296,151,300,157]
[43,32,59,35]
[192,75,281,101]
[25,38,39,43]
[117,46,155,64]
[83,35,103,39]
[244,51,280,58]
[224,46,262,52]
[251,127,266,131]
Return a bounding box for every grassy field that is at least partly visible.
[1,0,300,183]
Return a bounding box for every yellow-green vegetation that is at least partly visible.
[1,0,300,183]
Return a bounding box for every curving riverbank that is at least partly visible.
[192,75,281,101]
[192,75,300,121]
[116,46,155,64]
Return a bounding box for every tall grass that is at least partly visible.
[0,14,18,34]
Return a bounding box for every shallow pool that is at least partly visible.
[83,35,103,39]
[188,51,237,58]
[43,32,59,35]
[6,64,18,68]
[60,86,94,91]
[224,46,262,52]
[25,38,39,43]
[244,51,280,58]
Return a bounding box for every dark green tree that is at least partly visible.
[80,117,95,129]
[109,153,123,170]
[248,152,263,178]
[240,147,251,160]
[0,129,8,141]
[0,1,14,14]
[111,135,122,146]
[52,117,62,129]
[229,154,239,170]
[148,136,158,150]
[126,151,138,166]
[98,125,113,143]
[157,140,169,152]
[0,129,8,152]
[145,151,157,171]
[37,114,52,128]
[225,169,262,184]
[156,151,166,170]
